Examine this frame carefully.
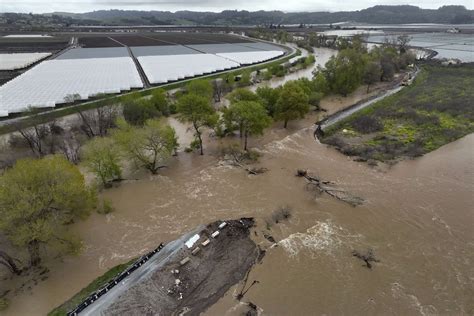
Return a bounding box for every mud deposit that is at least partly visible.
[98,219,259,316]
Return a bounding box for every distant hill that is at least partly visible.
[2,5,473,28]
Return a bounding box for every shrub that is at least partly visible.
[351,116,384,134]
[241,149,261,162]
[123,99,159,126]
[324,135,347,148]
[150,89,170,116]
[97,199,114,214]
[270,64,286,77]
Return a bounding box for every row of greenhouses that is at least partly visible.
[0,57,142,116]
[0,52,52,70]
[138,50,283,84]
[0,47,285,116]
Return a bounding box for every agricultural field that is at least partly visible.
[0,52,51,70]
[77,32,254,48]
[138,50,282,84]
[322,64,474,162]
[138,53,239,84]
[0,32,287,117]
[216,50,283,64]
[0,35,70,53]
[368,32,474,62]
[0,57,143,116]
[78,36,123,48]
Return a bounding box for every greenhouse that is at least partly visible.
[0,40,287,116]
[138,53,240,84]
[0,57,142,116]
[216,50,284,65]
[0,52,52,70]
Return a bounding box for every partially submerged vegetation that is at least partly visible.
[322,64,474,162]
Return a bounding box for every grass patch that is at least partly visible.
[322,64,474,161]
[48,258,136,316]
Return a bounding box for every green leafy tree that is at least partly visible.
[312,72,330,96]
[228,101,272,150]
[0,156,95,267]
[270,64,286,77]
[122,99,159,126]
[238,70,252,87]
[82,137,122,187]
[363,61,382,93]
[227,88,261,104]
[186,79,213,100]
[256,86,281,117]
[323,49,367,96]
[113,119,177,174]
[176,94,216,155]
[226,89,263,137]
[150,88,170,116]
[275,81,310,128]
[303,54,316,68]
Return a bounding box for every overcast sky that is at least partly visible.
[1,0,472,14]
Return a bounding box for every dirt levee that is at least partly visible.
[103,218,258,316]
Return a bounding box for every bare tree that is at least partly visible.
[14,123,49,157]
[45,120,63,155]
[212,78,225,102]
[352,248,380,269]
[64,93,81,104]
[58,131,82,164]
[397,35,412,54]
[77,105,119,138]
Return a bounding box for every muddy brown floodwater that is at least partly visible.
[3,49,474,316]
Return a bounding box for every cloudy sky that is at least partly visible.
[1,0,472,14]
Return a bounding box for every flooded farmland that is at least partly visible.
[368,32,474,62]
[2,48,473,316]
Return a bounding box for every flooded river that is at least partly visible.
[2,48,473,316]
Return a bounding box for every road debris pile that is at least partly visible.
[103,218,259,316]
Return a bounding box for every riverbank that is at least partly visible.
[320,63,474,163]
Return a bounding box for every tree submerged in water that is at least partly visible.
[352,248,380,269]
[0,156,95,267]
[296,169,364,207]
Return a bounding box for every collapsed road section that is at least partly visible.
[76,218,258,316]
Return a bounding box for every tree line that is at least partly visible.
[0,37,412,277]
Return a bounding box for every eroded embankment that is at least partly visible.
[93,218,259,316]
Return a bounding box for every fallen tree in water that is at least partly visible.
[352,248,380,269]
[222,144,268,175]
[296,169,364,207]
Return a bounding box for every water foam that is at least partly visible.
[279,220,358,258]
[391,282,438,316]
